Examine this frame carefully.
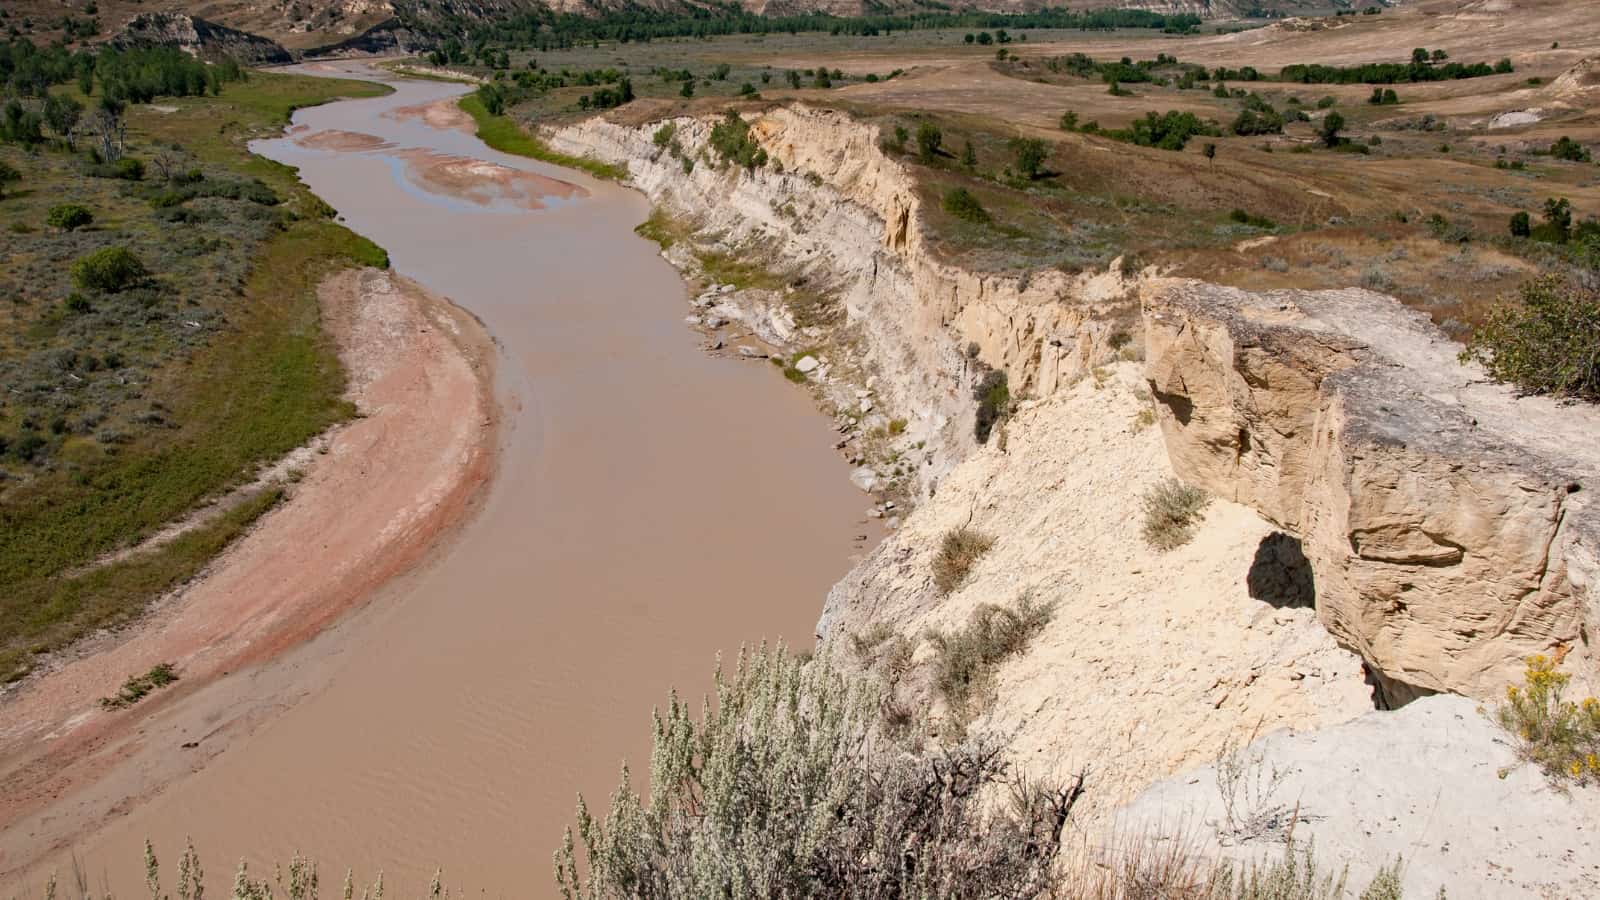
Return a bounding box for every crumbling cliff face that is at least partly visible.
[1144,281,1599,702]
[112,13,293,65]
[547,105,1135,493]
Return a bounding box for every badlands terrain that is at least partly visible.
[3,0,1600,896]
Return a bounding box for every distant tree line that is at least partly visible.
[1281,50,1512,84]
[429,7,1201,53]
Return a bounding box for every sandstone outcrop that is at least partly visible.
[112,13,293,65]
[1143,281,1599,702]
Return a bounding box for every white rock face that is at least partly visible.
[1118,694,1600,900]
[794,355,820,374]
[821,365,1372,820]
[1144,281,1600,702]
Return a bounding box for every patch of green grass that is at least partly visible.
[635,207,680,249]
[100,661,180,710]
[458,94,627,182]
[1,488,282,683]
[694,249,785,291]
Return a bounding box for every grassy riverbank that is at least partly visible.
[0,71,390,682]
[458,93,627,182]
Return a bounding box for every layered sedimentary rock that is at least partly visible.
[1144,281,1599,701]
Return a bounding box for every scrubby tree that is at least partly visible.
[1059,110,1078,131]
[1463,276,1600,401]
[1009,136,1048,179]
[0,159,19,198]
[787,69,801,89]
[1203,141,1217,165]
[42,93,81,148]
[1550,136,1592,163]
[1318,110,1345,147]
[961,139,977,169]
[1540,197,1573,242]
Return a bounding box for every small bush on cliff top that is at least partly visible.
[1462,276,1600,402]
[554,645,1085,900]
[1141,477,1211,551]
[943,186,990,224]
[709,109,768,170]
[1497,654,1600,784]
[932,526,995,594]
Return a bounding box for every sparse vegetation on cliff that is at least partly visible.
[1496,654,1600,785]
[928,593,1054,724]
[1462,276,1600,402]
[932,526,995,594]
[1141,478,1211,551]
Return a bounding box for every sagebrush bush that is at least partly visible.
[1496,654,1600,784]
[929,594,1054,719]
[47,203,93,231]
[554,645,1085,900]
[932,526,995,594]
[1141,477,1211,551]
[1461,276,1600,401]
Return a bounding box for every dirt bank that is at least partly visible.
[0,267,497,881]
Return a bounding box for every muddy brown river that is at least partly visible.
[15,63,868,895]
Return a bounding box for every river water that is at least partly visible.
[49,63,868,895]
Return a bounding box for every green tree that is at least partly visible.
[976,31,993,45]
[787,69,801,89]
[961,139,977,169]
[1059,110,1078,131]
[1009,137,1048,179]
[1318,110,1345,147]
[915,121,942,161]
[1203,141,1217,166]
[1509,210,1531,238]
[0,159,18,198]
[680,79,694,98]
[71,246,148,292]
[1540,197,1573,242]
[1550,136,1592,163]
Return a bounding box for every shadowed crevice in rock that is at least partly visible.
[1247,532,1315,610]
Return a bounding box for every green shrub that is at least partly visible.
[1496,654,1600,784]
[1462,276,1599,401]
[652,122,676,147]
[708,109,767,169]
[100,662,179,709]
[942,186,990,224]
[916,121,942,161]
[1009,136,1049,178]
[1140,477,1211,550]
[1229,208,1277,229]
[932,526,995,594]
[554,646,1082,900]
[0,159,19,198]
[928,594,1053,717]
[46,203,93,230]
[973,367,1009,443]
[70,246,149,292]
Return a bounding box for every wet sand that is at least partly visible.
[1,63,869,895]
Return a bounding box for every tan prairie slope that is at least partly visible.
[818,364,1373,821]
[1144,281,1600,704]
[0,269,495,878]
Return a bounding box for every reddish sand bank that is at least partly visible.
[0,269,497,880]
[396,147,587,209]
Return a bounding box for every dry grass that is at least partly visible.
[932,526,996,594]
[928,593,1054,722]
[1141,478,1211,551]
